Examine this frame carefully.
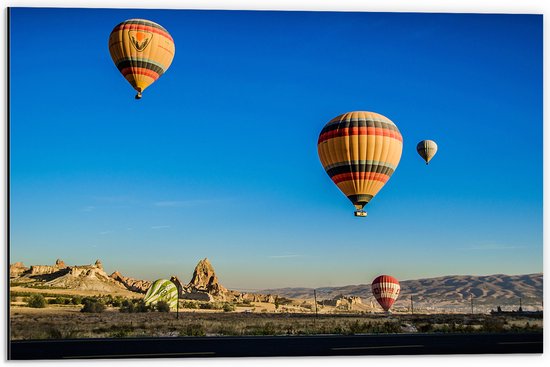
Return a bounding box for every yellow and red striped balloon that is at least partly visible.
[371,275,400,312]
[317,111,403,216]
[108,19,175,99]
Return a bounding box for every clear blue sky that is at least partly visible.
[9,8,542,289]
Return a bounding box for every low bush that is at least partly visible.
[27,294,46,308]
[81,298,106,313]
[223,303,235,312]
[156,301,171,312]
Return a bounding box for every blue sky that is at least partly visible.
[9,8,542,289]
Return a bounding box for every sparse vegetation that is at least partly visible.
[46,326,78,339]
[9,310,543,340]
[181,301,198,309]
[9,283,544,340]
[179,324,206,336]
[119,299,152,313]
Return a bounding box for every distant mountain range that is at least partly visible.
[261,273,543,312]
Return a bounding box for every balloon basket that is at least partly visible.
[354,210,367,217]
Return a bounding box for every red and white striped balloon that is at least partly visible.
[371,275,400,311]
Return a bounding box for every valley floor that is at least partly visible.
[10,305,542,340]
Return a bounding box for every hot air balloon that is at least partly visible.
[317,111,403,217]
[416,140,438,165]
[108,19,175,99]
[371,275,400,312]
[143,279,178,310]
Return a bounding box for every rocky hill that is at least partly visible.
[109,271,152,293]
[261,273,543,312]
[11,259,131,294]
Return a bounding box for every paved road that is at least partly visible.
[10,332,543,359]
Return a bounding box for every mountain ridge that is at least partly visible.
[261,273,543,311]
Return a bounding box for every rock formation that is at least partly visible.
[10,259,135,293]
[187,258,228,296]
[321,295,363,309]
[165,258,276,303]
[94,259,103,269]
[9,262,28,278]
[47,261,128,291]
[110,271,152,293]
[169,275,185,295]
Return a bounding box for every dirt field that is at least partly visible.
[10,285,141,298]
[10,304,542,340]
[9,286,542,340]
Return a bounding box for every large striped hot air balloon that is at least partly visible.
[143,279,178,310]
[371,275,400,312]
[317,111,403,217]
[108,19,175,99]
[416,140,438,165]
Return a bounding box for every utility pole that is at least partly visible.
[313,289,318,329]
[176,287,180,320]
[519,298,523,312]
[410,295,414,315]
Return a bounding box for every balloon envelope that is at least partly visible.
[317,111,403,214]
[416,140,438,165]
[108,19,175,98]
[371,275,400,311]
[144,279,178,310]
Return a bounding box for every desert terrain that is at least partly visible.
[9,258,543,340]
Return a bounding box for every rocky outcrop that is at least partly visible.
[181,289,215,301]
[9,262,28,278]
[321,295,363,309]
[10,259,138,294]
[188,258,228,296]
[110,271,152,293]
[41,260,130,293]
[18,258,70,277]
[178,258,277,303]
[170,275,186,295]
[238,292,275,303]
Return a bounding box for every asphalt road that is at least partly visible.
[9,332,543,359]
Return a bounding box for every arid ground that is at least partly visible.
[10,302,542,340]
